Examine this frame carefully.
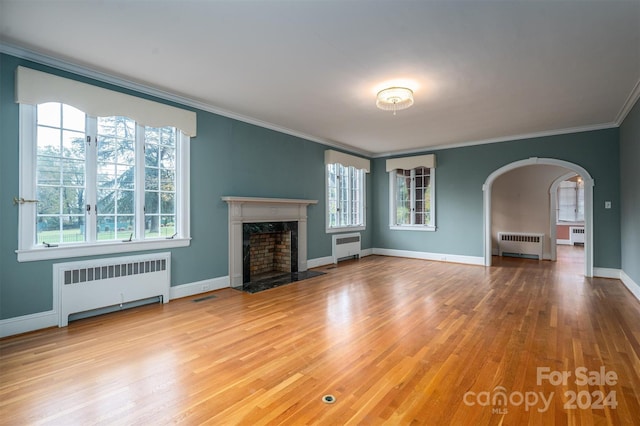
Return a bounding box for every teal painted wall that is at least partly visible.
[0,54,373,319]
[372,129,621,268]
[0,52,626,323]
[620,100,640,285]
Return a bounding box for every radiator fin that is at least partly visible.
[498,232,544,260]
[332,233,361,263]
[55,252,171,327]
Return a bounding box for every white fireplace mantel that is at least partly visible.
[222,197,318,286]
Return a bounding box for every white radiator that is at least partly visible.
[55,252,171,327]
[498,232,544,260]
[570,226,585,245]
[332,233,361,263]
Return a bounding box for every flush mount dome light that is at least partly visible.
[376,87,414,115]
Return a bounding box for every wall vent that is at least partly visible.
[55,252,170,326]
[498,232,544,259]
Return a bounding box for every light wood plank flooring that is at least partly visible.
[1,247,639,425]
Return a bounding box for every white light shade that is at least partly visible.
[376,87,414,112]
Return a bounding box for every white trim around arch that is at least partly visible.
[482,157,594,277]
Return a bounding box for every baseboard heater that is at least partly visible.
[570,226,585,245]
[55,252,171,327]
[498,232,544,260]
[332,233,361,263]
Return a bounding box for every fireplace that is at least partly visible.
[243,221,298,284]
[222,197,318,288]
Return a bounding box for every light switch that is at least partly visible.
[605,201,612,209]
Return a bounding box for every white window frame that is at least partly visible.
[557,179,585,223]
[325,164,367,233]
[16,104,191,262]
[389,167,436,232]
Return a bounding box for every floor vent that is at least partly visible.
[498,232,544,259]
[55,252,171,326]
[332,233,361,263]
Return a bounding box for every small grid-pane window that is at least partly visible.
[390,166,435,228]
[327,163,365,229]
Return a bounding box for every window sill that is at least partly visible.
[389,225,436,232]
[16,238,191,262]
[326,225,366,234]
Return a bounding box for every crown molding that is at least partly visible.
[0,43,630,161]
[614,77,640,126]
[0,43,372,158]
[371,122,618,158]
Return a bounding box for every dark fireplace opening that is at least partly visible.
[242,221,298,284]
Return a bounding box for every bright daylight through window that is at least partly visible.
[324,150,370,232]
[386,155,436,231]
[15,66,195,261]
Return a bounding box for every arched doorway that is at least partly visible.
[483,157,594,277]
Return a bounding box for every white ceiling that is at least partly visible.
[1,1,639,157]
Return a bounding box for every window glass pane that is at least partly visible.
[97,116,136,241]
[37,102,61,128]
[145,126,176,239]
[62,104,85,132]
[36,103,86,245]
[37,127,61,156]
[395,169,410,225]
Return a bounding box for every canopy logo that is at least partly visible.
[463,367,618,414]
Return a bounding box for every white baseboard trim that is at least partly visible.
[593,268,621,279]
[308,249,373,269]
[556,239,572,245]
[307,256,334,268]
[373,248,484,266]
[0,310,58,338]
[620,270,640,302]
[169,276,229,300]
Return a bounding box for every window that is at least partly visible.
[558,179,584,222]
[16,67,196,262]
[386,155,436,231]
[325,150,370,232]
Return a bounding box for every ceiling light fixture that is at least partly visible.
[376,87,414,115]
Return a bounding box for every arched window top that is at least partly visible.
[16,66,197,137]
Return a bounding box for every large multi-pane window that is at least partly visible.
[326,163,365,230]
[17,66,194,262]
[33,102,180,245]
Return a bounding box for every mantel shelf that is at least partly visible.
[222,196,318,205]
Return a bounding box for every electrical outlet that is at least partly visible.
[605,201,612,209]
[201,284,210,292]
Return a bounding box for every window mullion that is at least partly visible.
[410,169,416,225]
[85,116,98,243]
[135,124,145,240]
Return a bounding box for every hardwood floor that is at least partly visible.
[1,248,639,425]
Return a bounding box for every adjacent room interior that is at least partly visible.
[1,1,639,424]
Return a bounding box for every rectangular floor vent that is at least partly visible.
[55,252,171,326]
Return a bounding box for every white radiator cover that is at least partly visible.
[570,226,585,244]
[498,232,544,260]
[55,252,170,327]
[332,233,361,263]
